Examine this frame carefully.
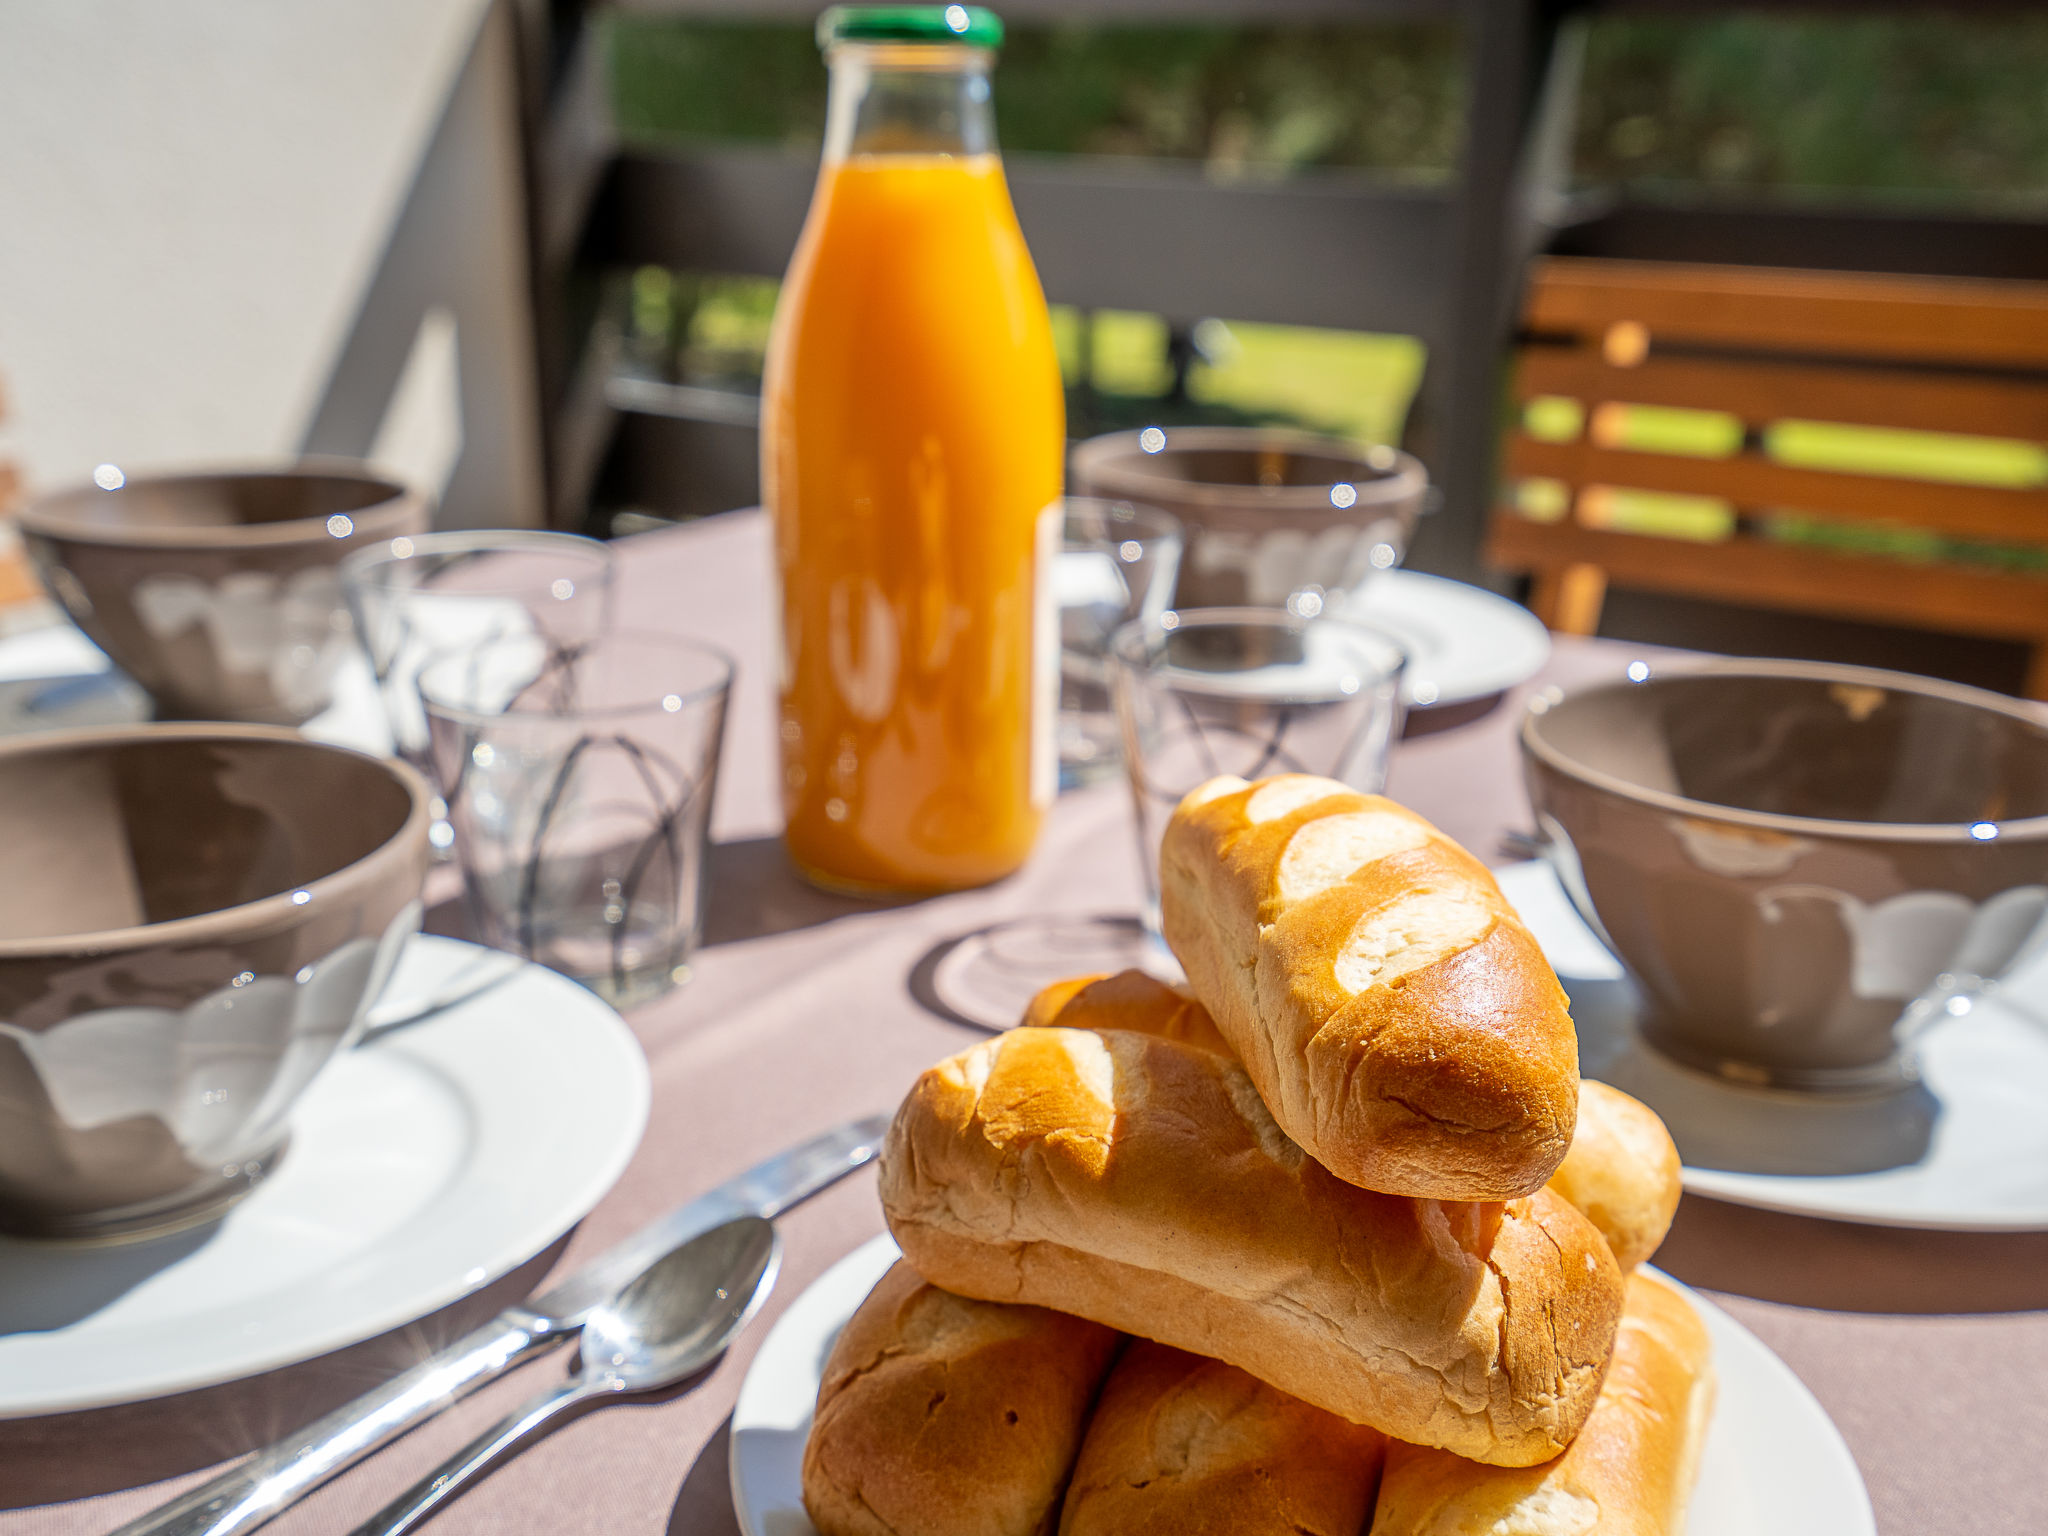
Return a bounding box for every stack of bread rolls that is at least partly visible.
[803,775,1709,1536]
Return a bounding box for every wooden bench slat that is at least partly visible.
[1526,257,2048,369]
[1515,347,2048,443]
[1508,436,2048,548]
[1488,514,2048,645]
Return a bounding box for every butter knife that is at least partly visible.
[113,1114,891,1536]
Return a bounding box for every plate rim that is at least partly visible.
[0,934,651,1417]
[1492,858,2048,1233]
[1350,568,1552,706]
[726,1234,1874,1536]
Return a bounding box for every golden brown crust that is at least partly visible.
[1371,1271,1716,1536]
[1021,970,1234,1055]
[1057,1341,1387,1536]
[1019,974,1102,1030]
[1553,1082,1684,1271]
[879,1027,1624,1467]
[1159,774,1579,1200]
[1030,970,1678,1273]
[801,1261,1122,1536]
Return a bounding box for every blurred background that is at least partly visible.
[7,0,2048,693]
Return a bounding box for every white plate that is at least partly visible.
[0,935,649,1417]
[0,620,392,753]
[1497,859,2048,1231]
[729,1234,1872,1536]
[1343,568,1551,708]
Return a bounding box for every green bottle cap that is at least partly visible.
[817,6,1004,52]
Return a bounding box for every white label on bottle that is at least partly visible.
[1031,499,1060,810]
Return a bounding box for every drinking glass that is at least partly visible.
[418,631,732,1008]
[340,531,616,846]
[1109,608,1408,933]
[1057,498,1182,787]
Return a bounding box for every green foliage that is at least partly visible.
[991,23,1462,177]
[1576,14,2048,202]
[607,16,1463,177]
[610,11,2048,200]
[610,21,825,150]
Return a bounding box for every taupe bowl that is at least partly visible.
[1069,426,1428,610]
[0,724,432,1238]
[17,463,430,724]
[1523,660,2048,1091]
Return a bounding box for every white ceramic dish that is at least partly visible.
[728,1234,1873,1536]
[1343,568,1551,708]
[0,620,392,752]
[1497,858,2048,1231]
[0,935,649,1417]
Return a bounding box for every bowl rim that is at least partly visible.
[0,722,434,960]
[13,459,427,550]
[1070,426,1428,510]
[1521,656,2048,844]
[337,526,617,591]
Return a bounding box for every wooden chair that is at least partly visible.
[1488,257,2048,698]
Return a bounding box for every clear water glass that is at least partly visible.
[1109,607,1408,933]
[340,531,616,848]
[418,631,732,1008]
[1057,497,1183,787]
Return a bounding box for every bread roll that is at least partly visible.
[1058,1341,1386,1536]
[880,1026,1624,1467]
[1554,1081,1684,1271]
[1020,969,1233,1055]
[1372,1271,1715,1536]
[1026,971,1680,1271]
[1158,773,1578,1201]
[801,1261,1122,1536]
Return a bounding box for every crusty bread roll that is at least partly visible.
[1019,968,1233,1055]
[801,1261,1121,1536]
[1058,1341,1386,1536]
[1158,773,1579,1201]
[1025,971,1681,1271]
[880,1026,1624,1467]
[1372,1270,1715,1536]
[1553,1081,1684,1271]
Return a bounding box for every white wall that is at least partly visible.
[0,0,538,526]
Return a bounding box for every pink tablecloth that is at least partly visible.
[6,510,2046,1534]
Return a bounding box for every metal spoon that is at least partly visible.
[349,1215,780,1536]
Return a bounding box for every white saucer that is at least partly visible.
[728,1234,1873,1536]
[1343,568,1551,708]
[0,935,649,1417]
[1497,859,2048,1231]
[0,621,392,754]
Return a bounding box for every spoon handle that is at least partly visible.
[109,1310,567,1536]
[348,1376,614,1536]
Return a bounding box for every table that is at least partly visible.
[6,509,2046,1534]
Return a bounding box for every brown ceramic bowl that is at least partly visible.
[1523,660,2048,1090]
[1069,426,1428,610]
[16,462,430,724]
[0,724,432,1238]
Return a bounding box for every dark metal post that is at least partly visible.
[1408,0,1570,585]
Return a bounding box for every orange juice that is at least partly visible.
[763,28,1064,894]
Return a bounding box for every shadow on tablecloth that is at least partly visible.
[670,1416,743,1536]
[701,838,914,949]
[1656,1195,2048,1314]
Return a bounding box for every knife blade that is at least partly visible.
[112,1114,891,1536]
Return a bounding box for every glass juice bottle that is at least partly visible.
[762,5,1064,894]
